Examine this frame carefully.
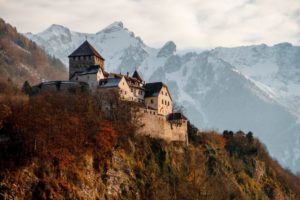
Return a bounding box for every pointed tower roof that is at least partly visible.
[132,70,143,81]
[68,40,105,60]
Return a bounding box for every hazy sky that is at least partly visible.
[1,0,300,49]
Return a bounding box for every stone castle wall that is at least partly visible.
[136,109,188,143]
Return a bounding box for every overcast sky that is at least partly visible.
[1,0,300,49]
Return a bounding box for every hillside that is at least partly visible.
[0,83,300,199]
[0,18,67,85]
[25,22,300,173]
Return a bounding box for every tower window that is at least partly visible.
[151,99,153,104]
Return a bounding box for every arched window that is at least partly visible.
[151,99,153,104]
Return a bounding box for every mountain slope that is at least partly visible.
[211,43,300,118]
[25,22,300,173]
[1,89,300,199]
[0,18,67,85]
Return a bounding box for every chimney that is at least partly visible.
[127,72,129,76]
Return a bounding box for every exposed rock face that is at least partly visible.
[105,151,139,199]
[157,41,176,57]
[253,160,265,182]
[1,133,300,200]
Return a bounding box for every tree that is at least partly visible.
[246,131,254,143]
[187,121,199,145]
[22,81,31,95]
[172,102,186,114]
[223,130,233,139]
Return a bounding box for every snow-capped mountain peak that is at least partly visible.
[100,21,124,33]
[157,41,176,57]
[46,24,69,31]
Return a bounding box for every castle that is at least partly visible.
[35,40,188,143]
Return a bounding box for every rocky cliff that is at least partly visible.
[0,85,299,200]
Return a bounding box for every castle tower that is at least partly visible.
[68,40,105,79]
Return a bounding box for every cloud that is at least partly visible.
[0,0,299,49]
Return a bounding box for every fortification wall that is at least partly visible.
[137,109,188,143]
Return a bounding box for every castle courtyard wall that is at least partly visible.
[136,109,188,143]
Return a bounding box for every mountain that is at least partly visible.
[211,43,300,118]
[0,18,67,85]
[25,22,300,173]
[1,88,300,199]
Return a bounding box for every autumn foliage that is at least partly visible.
[1,80,300,199]
[0,84,135,171]
[0,18,67,85]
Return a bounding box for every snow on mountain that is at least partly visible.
[211,43,300,118]
[25,23,300,173]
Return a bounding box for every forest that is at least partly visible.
[0,78,300,199]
